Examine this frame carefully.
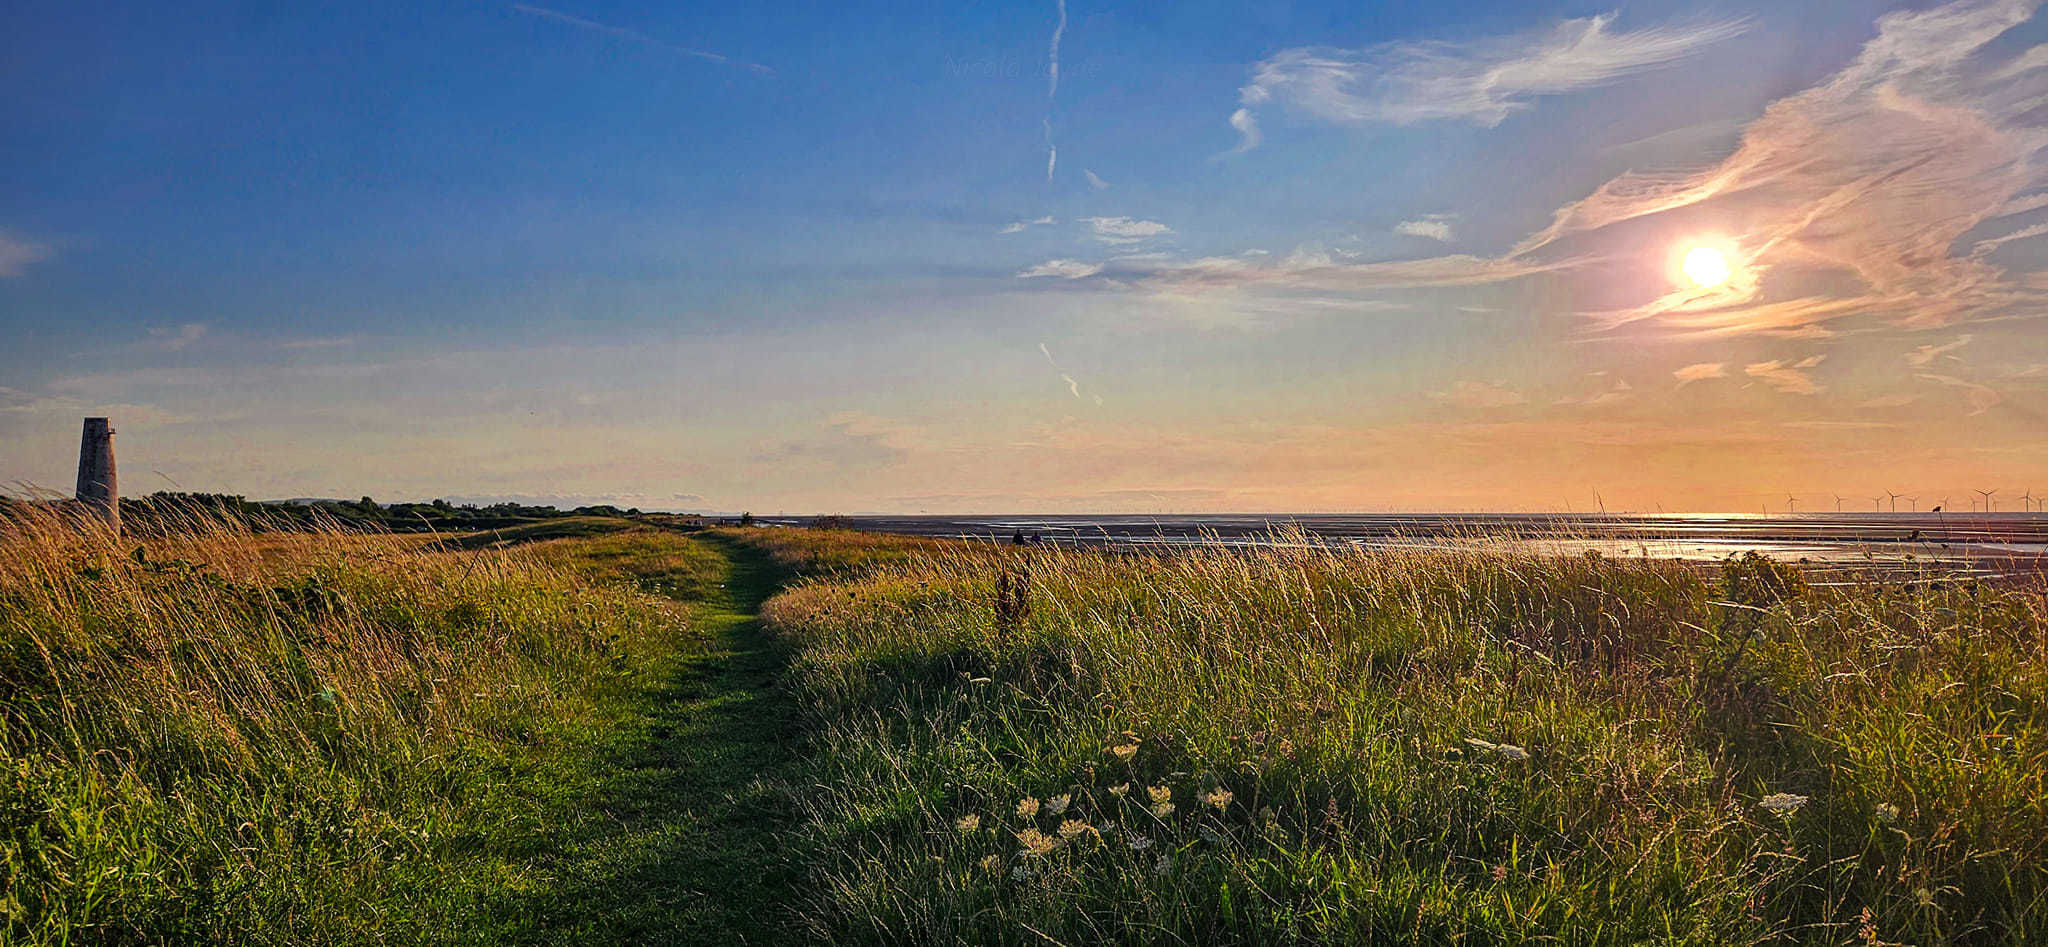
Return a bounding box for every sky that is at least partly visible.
[3,0,2047,513]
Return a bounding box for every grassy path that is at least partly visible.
[486,533,810,943]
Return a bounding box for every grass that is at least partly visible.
[8,512,2045,944]
[0,506,802,944]
[731,527,2048,945]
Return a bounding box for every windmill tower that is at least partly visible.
[75,417,119,533]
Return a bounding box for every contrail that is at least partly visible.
[512,4,773,75]
[1044,0,1065,181]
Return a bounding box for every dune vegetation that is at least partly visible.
[5,509,2044,945]
[739,528,2048,945]
[0,505,751,944]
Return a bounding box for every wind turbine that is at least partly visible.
[1902,496,1918,513]
[1974,488,1997,514]
[1833,494,1845,513]
[1787,494,1799,514]
[1871,495,1886,512]
[2022,489,2038,513]
[1886,491,1902,514]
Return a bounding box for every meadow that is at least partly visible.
[737,528,2048,945]
[0,504,756,944]
[4,508,2044,944]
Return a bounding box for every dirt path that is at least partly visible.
[491,534,810,943]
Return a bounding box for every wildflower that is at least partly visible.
[978,854,1002,873]
[1128,835,1154,852]
[1198,824,1223,843]
[1492,865,1510,882]
[1759,792,1809,816]
[1015,827,1059,856]
[1044,794,1071,817]
[1153,854,1174,875]
[1016,796,1040,819]
[955,814,981,834]
[1874,802,1900,823]
[1464,738,1529,761]
[1057,818,1093,841]
[1276,738,1296,758]
[1012,863,1035,881]
[1107,782,1130,797]
[1200,787,1233,811]
[1147,785,1174,818]
[1109,742,1139,761]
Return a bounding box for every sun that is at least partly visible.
[1681,245,1733,289]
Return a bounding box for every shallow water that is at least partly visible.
[806,513,2048,580]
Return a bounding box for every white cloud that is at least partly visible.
[1084,169,1110,190]
[1973,221,2048,255]
[1082,216,1173,244]
[1017,259,1104,279]
[1230,12,1745,148]
[1394,216,1454,242]
[999,215,1057,234]
[1044,0,1066,182]
[0,231,52,277]
[1222,108,1262,156]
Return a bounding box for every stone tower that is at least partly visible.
[76,417,119,533]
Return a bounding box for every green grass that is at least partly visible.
[10,515,2046,944]
[733,529,2048,945]
[0,509,804,944]
[451,529,811,944]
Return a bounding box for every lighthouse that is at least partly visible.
[75,417,119,533]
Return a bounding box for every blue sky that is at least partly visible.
[4,0,2046,512]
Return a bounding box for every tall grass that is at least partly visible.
[0,504,681,944]
[748,529,2048,944]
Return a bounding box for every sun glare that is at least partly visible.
[1681,245,1733,289]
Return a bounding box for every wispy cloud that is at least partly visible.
[1916,372,2002,414]
[1018,259,1103,279]
[1082,216,1172,244]
[1018,246,1561,298]
[0,231,52,277]
[1519,0,2048,335]
[512,4,772,74]
[1394,216,1454,242]
[1040,342,1102,405]
[1044,0,1067,181]
[1906,334,1973,366]
[1673,362,1727,386]
[1084,169,1110,190]
[1229,12,1745,149]
[1745,355,1827,395]
[999,215,1057,234]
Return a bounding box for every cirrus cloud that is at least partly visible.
[1229,12,1747,149]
